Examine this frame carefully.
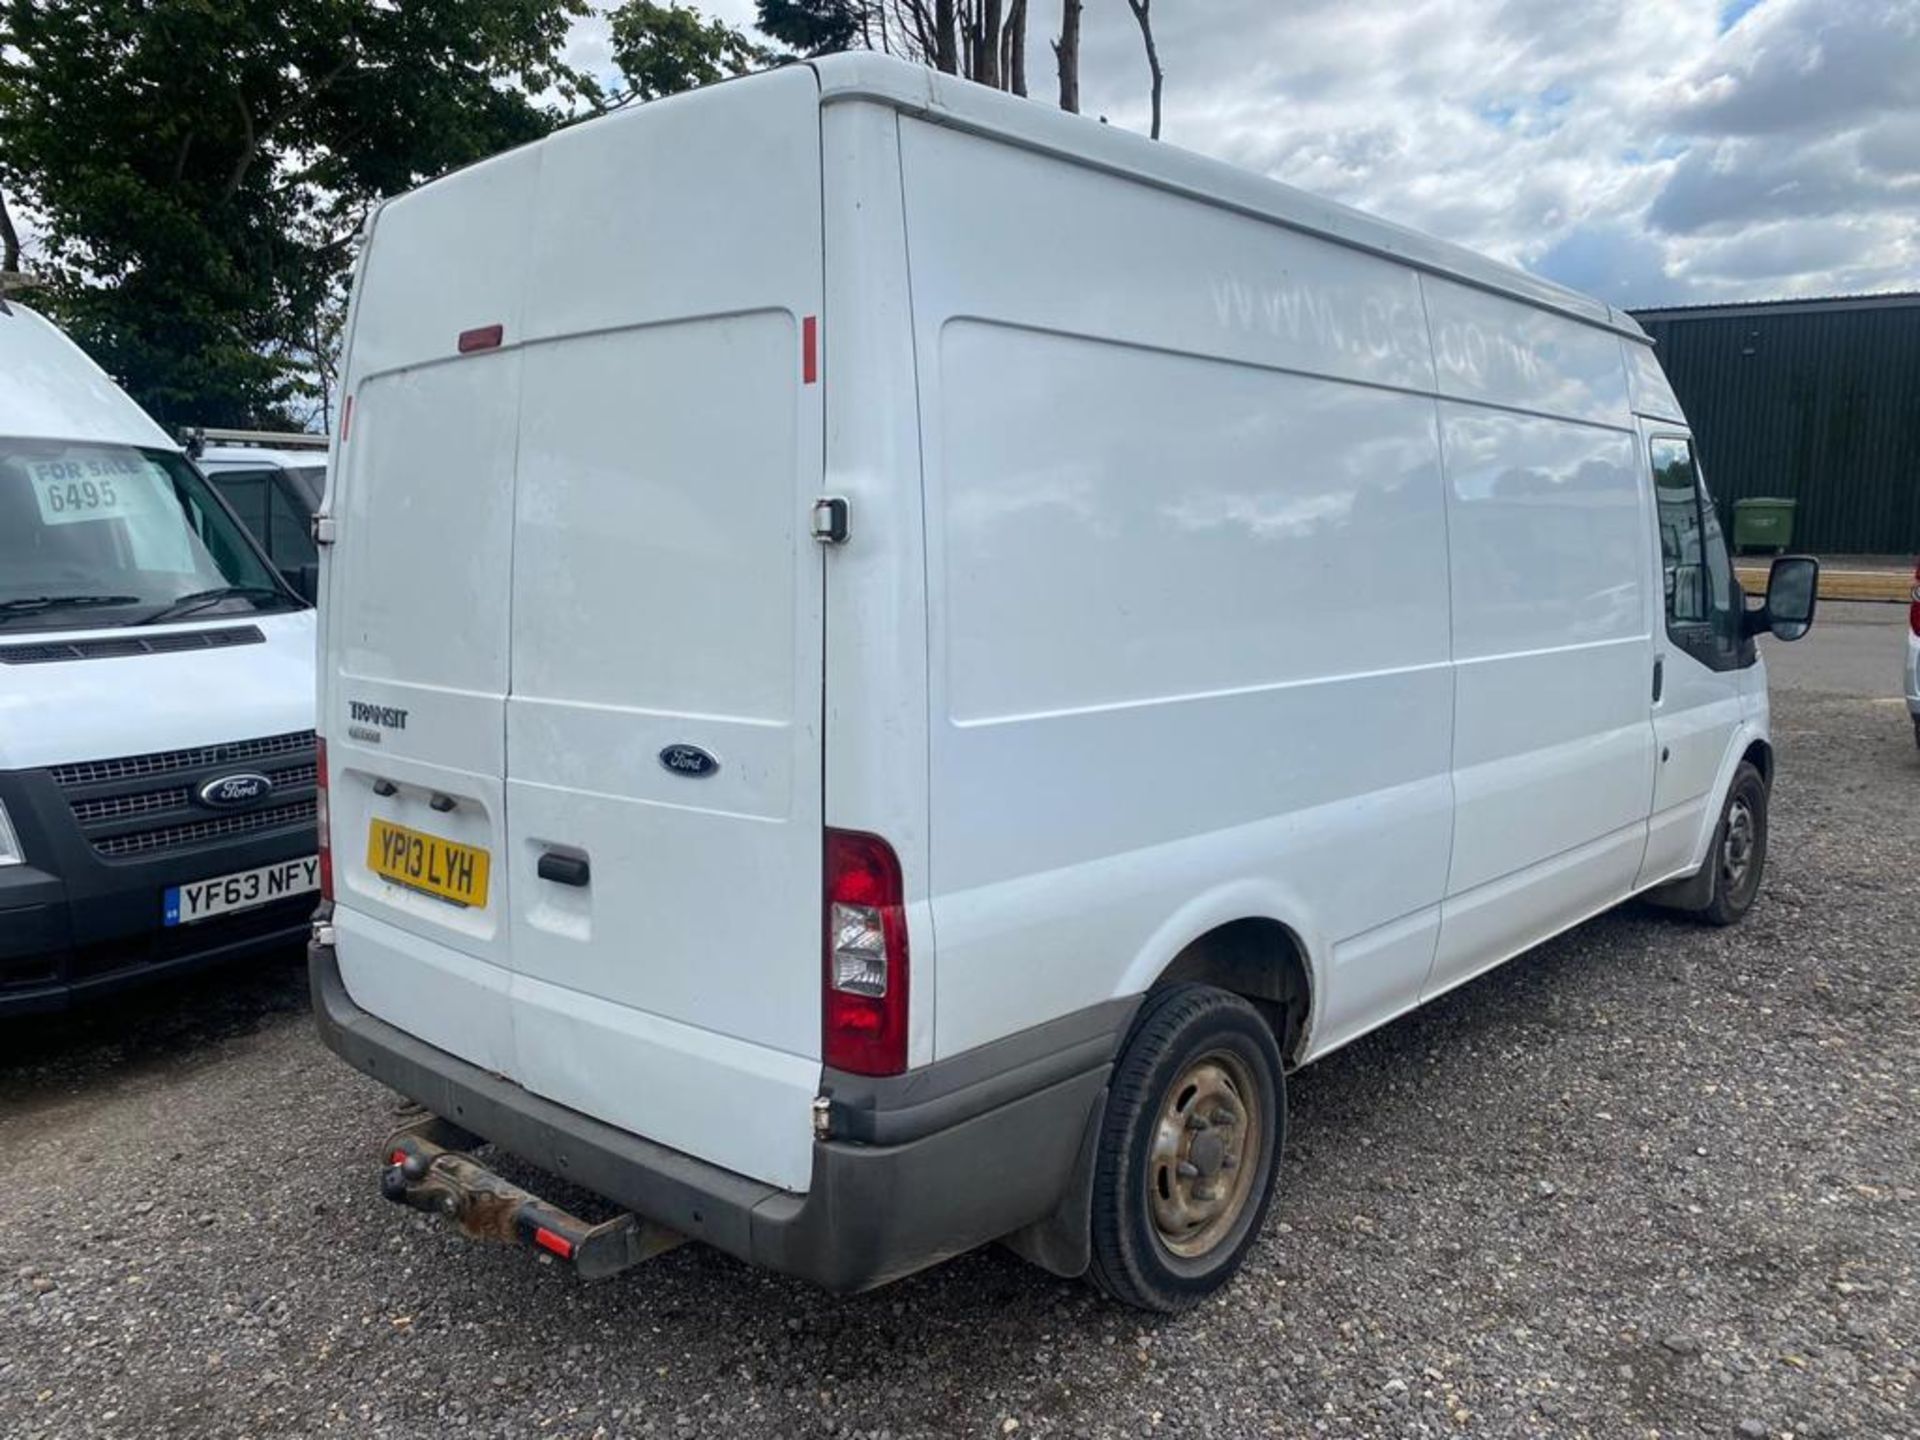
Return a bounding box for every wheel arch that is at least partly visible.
[1153,917,1314,1068]
[1113,883,1320,1069]
[1678,719,1772,876]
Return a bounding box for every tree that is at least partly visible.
[1054,0,1081,113]
[753,3,1182,134]
[755,0,864,55]
[605,2,774,106]
[0,187,21,275]
[0,1,592,427]
[1124,0,1161,139]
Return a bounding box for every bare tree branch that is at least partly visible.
[977,0,1001,88]
[170,130,196,188]
[934,0,958,72]
[1053,0,1081,113]
[1006,0,1028,95]
[224,88,258,200]
[222,49,356,201]
[0,188,20,275]
[1125,0,1163,138]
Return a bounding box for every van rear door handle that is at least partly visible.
[537,852,590,887]
[1651,656,1664,703]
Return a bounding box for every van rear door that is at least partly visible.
[500,69,827,1192]
[326,141,542,1075]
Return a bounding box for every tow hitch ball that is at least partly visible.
[379,1117,683,1281]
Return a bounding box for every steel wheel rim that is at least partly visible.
[1146,1050,1263,1261]
[1722,796,1757,891]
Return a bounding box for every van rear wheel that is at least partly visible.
[1088,984,1283,1312]
[1700,761,1768,926]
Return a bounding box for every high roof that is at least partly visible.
[0,301,175,450]
[809,52,1648,344]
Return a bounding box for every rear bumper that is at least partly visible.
[310,929,1127,1291]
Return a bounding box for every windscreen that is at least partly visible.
[0,440,292,632]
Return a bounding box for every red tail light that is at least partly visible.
[316,736,334,902]
[1909,559,1919,637]
[823,829,908,1076]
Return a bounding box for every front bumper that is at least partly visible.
[0,853,313,1017]
[0,740,318,1015]
[311,927,1127,1291]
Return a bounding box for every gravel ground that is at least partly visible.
[4,659,1916,1438]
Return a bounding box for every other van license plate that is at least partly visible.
[367,819,490,908]
[164,857,319,926]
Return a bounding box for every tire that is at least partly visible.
[1087,983,1284,1313]
[1700,761,1768,927]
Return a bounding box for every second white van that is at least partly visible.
[310,56,1818,1310]
[0,302,318,1014]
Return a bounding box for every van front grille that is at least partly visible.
[50,731,313,787]
[89,799,318,859]
[47,731,319,862]
[67,760,319,826]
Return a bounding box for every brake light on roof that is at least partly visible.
[823,828,908,1076]
[316,736,333,902]
[458,324,504,354]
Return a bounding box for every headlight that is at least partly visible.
[0,799,23,866]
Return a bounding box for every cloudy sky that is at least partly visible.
[572,0,1918,308]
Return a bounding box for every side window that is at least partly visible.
[1651,435,1744,670]
[1653,438,1705,624]
[179,480,261,580]
[211,472,270,546]
[268,476,317,567]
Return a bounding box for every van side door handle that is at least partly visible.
[537,852,590,887]
[1651,656,1664,703]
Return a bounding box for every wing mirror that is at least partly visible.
[1745,554,1818,642]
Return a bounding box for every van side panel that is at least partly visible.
[1624,339,1686,425]
[1422,279,1654,997]
[897,119,1455,1060]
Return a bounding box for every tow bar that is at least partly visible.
[379,1115,685,1281]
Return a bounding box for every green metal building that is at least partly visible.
[1630,292,1920,557]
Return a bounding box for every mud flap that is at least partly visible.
[381,1115,686,1281]
[998,1085,1107,1279]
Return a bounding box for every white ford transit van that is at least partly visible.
[311,56,1818,1310]
[0,301,318,1013]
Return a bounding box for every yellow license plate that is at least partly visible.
[366,819,490,908]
